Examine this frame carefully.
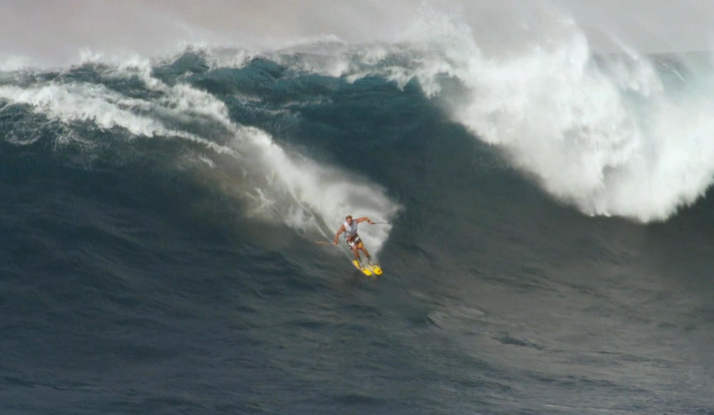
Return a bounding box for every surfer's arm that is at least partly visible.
[333,225,345,245]
[355,217,374,224]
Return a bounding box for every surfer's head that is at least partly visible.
[345,215,353,224]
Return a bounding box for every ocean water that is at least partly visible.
[2,9,714,415]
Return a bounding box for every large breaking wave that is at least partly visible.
[3,4,714,226]
[196,7,714,222]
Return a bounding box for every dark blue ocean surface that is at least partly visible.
[1,50,713,415]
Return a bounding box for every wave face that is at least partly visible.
[221,15,714,223]
[2,7,714,415]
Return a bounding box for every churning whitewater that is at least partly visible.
[2,2,714,414]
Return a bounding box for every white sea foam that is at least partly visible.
[0,82,237,156]
[408,13,714,222]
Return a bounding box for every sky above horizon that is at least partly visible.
[1,0,713,66]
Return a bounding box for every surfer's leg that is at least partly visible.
[348,237,362,261]
[361,246,371,259]
[359,245,373,265]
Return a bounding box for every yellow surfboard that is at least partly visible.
[352,260,373,276]
[368,263,383,276]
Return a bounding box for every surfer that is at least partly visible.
[333,215,375,267]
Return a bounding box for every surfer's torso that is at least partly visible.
[344,221,358,239]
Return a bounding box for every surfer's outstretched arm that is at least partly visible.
[355,217,374,224]
[333,225,345,245]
